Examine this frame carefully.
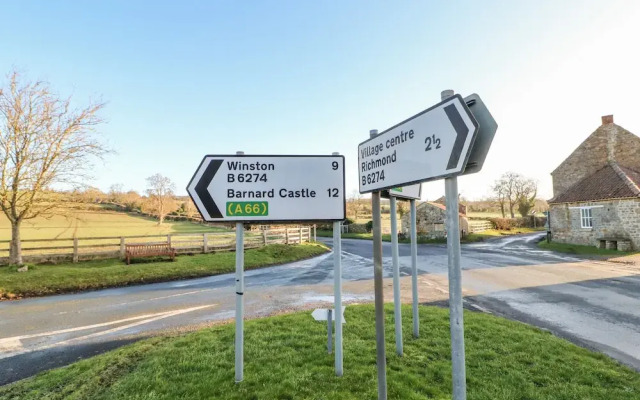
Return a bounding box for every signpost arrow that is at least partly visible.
[358,95,478,194]
[194,159,223,219]
[312,307,346,323]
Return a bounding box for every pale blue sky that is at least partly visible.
[3,1,640,200]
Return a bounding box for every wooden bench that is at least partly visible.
[125,242,176,265]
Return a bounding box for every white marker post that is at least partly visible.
[370,129,388,400]
[389,196,403,356]
[410,198,419,337]
[235,150,245,383]
[441,89,467,400]
[332,151,343,377]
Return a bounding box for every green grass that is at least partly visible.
[3,304,640,399]
[0,243,329,299]
[0,209,225,241]
[317,227,544,244]
[538,240,638,256]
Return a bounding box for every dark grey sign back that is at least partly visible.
[460,94,498,176]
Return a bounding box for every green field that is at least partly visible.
[2,304,639,399]
[0,243,329,299]
[0,210,224,241]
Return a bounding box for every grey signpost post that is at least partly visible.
[382,183,421,352]
[359,92,494,400]
[188,154,346,382]
[369,129,388,400]
[332,152,344,376]
[410,197,419,337]
[235,151,245,383]
[441,88,466,400]
[389,195,402,356]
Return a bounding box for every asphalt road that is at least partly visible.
[2,233,640,385]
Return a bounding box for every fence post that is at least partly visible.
[120,237,125,258]
[299,226,303,243]
[73,237,79,263]
[203,233,208,253]
[285,228,289,244]
[167,234,172,245]
[263,229,267,246]
[314,224,317,242]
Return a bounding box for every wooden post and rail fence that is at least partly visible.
[0,225,317,265]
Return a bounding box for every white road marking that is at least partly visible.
[0,305,215,359]
[110,289,211,307]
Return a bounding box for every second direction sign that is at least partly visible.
[187,155,345,222]
[358,94,479,193]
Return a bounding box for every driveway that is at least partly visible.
[1,233,639,385]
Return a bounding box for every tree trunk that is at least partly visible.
[509,201,515,218]
[499,202,505,218]
[10,220,23,265]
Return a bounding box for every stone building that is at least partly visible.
[548,115,640,251]
[401,201,469,237]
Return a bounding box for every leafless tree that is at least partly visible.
[145,174,175,225]
[108,183,124,204]
[0,71,107,264]
[492,172,537,218]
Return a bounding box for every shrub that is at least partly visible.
[365,220,373,233]
[348,223,369,233]
[489,218,513,230]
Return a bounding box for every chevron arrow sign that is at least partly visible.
[358,94,479,193]
[187,155,346,222]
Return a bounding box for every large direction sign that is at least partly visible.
[188,155,345,222]
[358,94,478,193]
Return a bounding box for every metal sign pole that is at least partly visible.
[410,199,419,337]
[442,91,467,400]
[390,196,403,356]
[332,151,344,376]
[370,129,388,400]
[328,309,333,354]
[235,151,245,384]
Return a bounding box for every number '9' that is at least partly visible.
[332,161,339,170]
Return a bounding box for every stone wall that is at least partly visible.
[549,199,640,250]
[551,122,640,196]
[400,202,469,236]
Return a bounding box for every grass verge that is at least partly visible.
[317,227,544,244]
[538,240,637,256]
[0,243,329,300]
[2,304,640,399]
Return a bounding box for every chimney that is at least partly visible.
[602,115,614,125]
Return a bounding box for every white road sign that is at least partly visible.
[358,95,478,193]
[382,183,422,200]
[187,155,345,222]
[312,307,346,323]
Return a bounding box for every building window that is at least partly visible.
[580,207,593,228]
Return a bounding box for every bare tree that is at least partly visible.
[108,183,124,204]
[491,182,507,218]
[346,190,364,220]
[492,172,537,218]
[145,174,175,225]
[0,71,107,264]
